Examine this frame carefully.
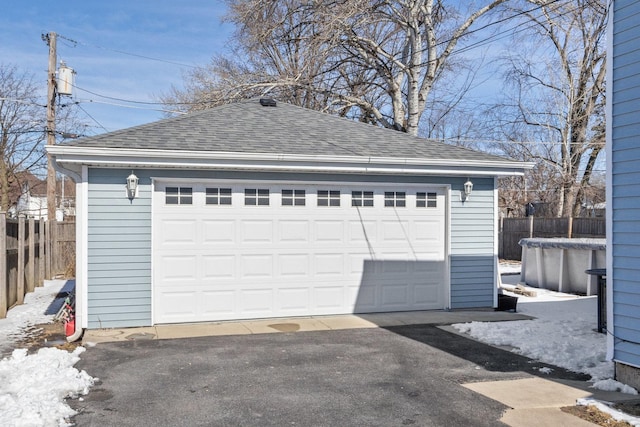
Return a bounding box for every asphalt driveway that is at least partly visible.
[70,324,588,426]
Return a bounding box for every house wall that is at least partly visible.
[87,168,152,328]
[610,0,640,383]
[85,168,496,328]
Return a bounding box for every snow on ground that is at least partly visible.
[0,347,95,426]
[454,292,615,381]
[0,280,95,427]
[455,263,617,383]
[0,280,71,356]
[454,262,640,424]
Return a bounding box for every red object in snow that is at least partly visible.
[65,319,75,337]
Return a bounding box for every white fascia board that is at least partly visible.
[47,146,534,177]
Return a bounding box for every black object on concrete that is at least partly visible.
[586,268,607,333]
[496,294,518,312]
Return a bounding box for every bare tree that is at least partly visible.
[162,0,509,136]
[0,64,46,212]
[492,0,607,217]
[0,63,86,213]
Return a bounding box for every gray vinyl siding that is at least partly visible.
[449,177,496,308]
[87,168,152,328]
[85,169,496,327]
[612,0,640,367]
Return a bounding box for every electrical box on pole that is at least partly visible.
[56,61,75,97]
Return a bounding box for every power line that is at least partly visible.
[0,97,46,108]
[75,98,187,115]
[72,85,167,105]
[57,33,200,69]
[416,0,584,68]
[75,103,109,133]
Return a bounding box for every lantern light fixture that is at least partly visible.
[126,171,139,199]
[461,178,473,202]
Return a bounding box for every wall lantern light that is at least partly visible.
[462,178,473,202]
[126,171,139,199]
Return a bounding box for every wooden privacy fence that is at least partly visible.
[499,217,606,261]
[0,213,76,318]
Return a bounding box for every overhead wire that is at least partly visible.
[49,0,599,139]
[75,103,108,133]
[57,33,200,69]
[75,98,187,115]
[50,0,579,110]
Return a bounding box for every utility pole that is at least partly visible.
[45,32,57,221]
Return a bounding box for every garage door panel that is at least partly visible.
[156,291,198,321]
[202,220,235,244]
[379,260,411,274]
[314,286,345,309]
[240,289,273,313]
[240,254,273,278]
[349,220,377,242]
[315,221,344,242]
[381,284,409,306]
[278,220,309,243]
[414,220,444,243]
[201,290,236,316]
[411,260,444,274]
[414,283,442,305]
[279,254,309,276]
[315,253,344,275]
[276,287,310,311]
[159,219,198,245]
[202,255,235,278]
[352,285,377,310]
[349,254,375,275]
[381,221,411,242]
[153,182,447,324]
[158,256,198,281]
[241,220,273,243]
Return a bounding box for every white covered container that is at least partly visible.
[56,61,75,96]
[519,238,606,295]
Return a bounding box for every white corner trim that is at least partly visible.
[74,166,89,329]
[605,2,615,361]
[445,184,452,310]
[493,177,499,309]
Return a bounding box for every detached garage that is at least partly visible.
[48,98,530,330]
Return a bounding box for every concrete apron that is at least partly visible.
[82,309,531,344]
[464,377,640,427]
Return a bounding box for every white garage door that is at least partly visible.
[152,180,448,324]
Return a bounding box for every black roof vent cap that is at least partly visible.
[260,98,277,107]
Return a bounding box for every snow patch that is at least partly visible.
[577,398,640,427]
[591,379,639,395]
[453,292,613,381]
[0,346,96,426]
[0,280,71,356]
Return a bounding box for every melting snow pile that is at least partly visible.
[0,279,95,426]
[453,295,616,382]
[0,280,71,356]
[0,346,95,426]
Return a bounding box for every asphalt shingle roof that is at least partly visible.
[63,98,513,163]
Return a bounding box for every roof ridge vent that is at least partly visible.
[260,98,277,107]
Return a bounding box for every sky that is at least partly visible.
[0,1,234,135]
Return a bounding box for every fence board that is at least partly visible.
[1,216,76,318]
[17,216,25,304]
[499,217,606,261]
